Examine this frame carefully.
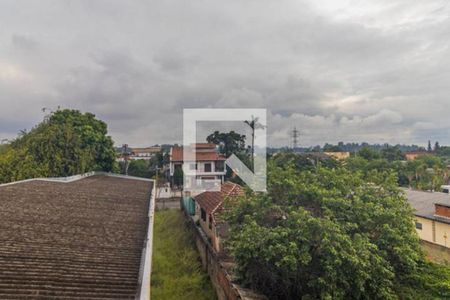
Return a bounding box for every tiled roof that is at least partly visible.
[194,182,244,224]
[171,146,226,162]
[132,147,161,154]
[404,188,450,224]
[0,175,153,299]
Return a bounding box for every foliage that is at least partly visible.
[381,146,405,162]
[173,167,184,187]
[396,262,450,299]
[357,146,381,160]
[323,143,342,152]
[272,152,340,172]
[206,130,247,157]
[120,153,163,179]
[151,210,216,300]
[226,162,425,299]
[345,153,448,191]
[0,109,117,183]
[206,130,253,182]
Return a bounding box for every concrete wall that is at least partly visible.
[415,216,435,243]
[415,216,450,248]
[435,221,450,247]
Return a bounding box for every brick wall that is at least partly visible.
[182,208,266,300]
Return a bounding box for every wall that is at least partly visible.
[182,208,266,300]
[435,221,450,247]
[415,216,450,248]
[415,216,435,244]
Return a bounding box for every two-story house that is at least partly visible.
[169,143,226,190]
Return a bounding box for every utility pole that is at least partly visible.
[122,144,130,175]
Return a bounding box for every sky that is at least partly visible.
[1,0,450,147]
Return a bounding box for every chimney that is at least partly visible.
[435,203,450,218]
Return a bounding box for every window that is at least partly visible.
[209,215,212,229]
[201,208,206,221]
[415,222,422,230]
[204,163,212,172]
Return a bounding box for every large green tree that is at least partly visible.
[0,109,117,183]
[206,130,246,157]
[225,162,437,299]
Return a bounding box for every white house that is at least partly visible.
[168,143,226,191]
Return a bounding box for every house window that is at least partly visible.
[215,161,224,172]
[204,163,212,172]
[415,222,422,230]
[201,208,206,221]
[209,215,212,229]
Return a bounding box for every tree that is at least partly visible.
[357,146,380,160]
[381,146,405,162]
[428,140,432,152]
[206,131,246,157]
[434,141,440,152]
[226,162,425,299]
[323,144,342,152]
[0,109,117,183]
[173,167,183,187]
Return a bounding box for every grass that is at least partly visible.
[151,209,217,300]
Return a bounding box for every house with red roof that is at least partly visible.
[168,143,227,189]
[193,181,244,253]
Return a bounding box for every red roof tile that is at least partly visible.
[194,182,244,223]
[171,146,226,162]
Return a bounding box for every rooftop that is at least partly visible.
[171,145,226,162]
[404,188,450,224]
[0,174,153,299]
[194,182,244,224]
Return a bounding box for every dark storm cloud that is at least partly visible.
[1,0,449,147]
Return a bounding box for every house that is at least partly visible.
[405,151,430,161]
[168,143,226,190]
[116,145,162,161]
[323,151,350,160]
[405,188,450,248]
[192,181,244,253]
[0,173,154,298]
[130,146,162,160]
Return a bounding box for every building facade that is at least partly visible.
[168,143,226,190]
[405,188,450,248]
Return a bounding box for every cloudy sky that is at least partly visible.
[1,0,449,147]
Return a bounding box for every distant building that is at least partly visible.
[168,143,226,190]
[192,181,244,253]
[323,151,350,160]
[405,151,429,161]
[130,146,161,159]
[117,146,162,161]
[405,188,450,248]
